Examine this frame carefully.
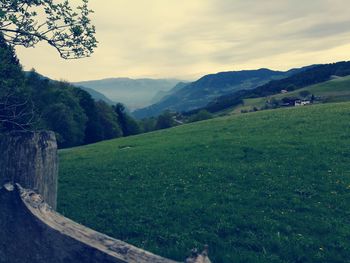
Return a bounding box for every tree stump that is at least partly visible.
[0,131,58,209]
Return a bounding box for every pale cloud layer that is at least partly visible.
[15,0,350,81]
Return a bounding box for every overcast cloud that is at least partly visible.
[16,0,350,81]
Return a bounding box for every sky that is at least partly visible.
[15,0,350,82]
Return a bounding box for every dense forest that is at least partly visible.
[0,35,142,148]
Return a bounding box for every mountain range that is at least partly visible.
[133,67,313,118]
[198,61,350,114]
[78,86,116,105]
[74,78,184,110]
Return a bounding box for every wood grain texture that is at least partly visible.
[0,131,58,209]
[0,132,212,262]
[0,184,179,263]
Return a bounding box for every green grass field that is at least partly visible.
[231,76,350,114]
[58,102,350,263]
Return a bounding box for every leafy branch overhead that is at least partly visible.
[0,0,97,59]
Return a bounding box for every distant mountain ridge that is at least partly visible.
[190,61,350,114]
[133,67,312,118]
[150,82,189,104]
[78,86,116,105]
[74,78,184,110]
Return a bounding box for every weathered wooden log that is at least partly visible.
[0,131,58,209]
[0,184,179,263]
[0,131,213,263]
[185,246,212,263]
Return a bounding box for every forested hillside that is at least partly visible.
[196,61,350,114]
[0,36,140,148]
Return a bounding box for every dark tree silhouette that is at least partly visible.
[114,103,140,136]
[0,35,34,131]
[0,0,97,59]
[0,0,96,131]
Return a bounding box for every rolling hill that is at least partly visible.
[150,82,189,104]
[198,61,350,115]
[58,102,350,263]
[231,75,350,114]
[133,69,289,118]
[75,78,183,110]
[133,66,317,119]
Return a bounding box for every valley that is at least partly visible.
[58,102,350,263]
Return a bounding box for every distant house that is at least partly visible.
[281,89,288,94]
[295,100,311,106]
[172,114,184,124]
[173,118,184,125]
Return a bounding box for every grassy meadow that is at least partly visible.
[231,75,350,114]
[58,102,350,263]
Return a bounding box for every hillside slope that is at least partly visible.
[150,82,189,104]
[200,61,350,114]
[133,69,290,118]
[78,86,116,105]
[58,102,350,263]
[232,75,350,113]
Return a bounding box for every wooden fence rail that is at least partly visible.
[0,131,211,263]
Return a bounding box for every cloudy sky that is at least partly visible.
[15,0,350,82]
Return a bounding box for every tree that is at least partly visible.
[0,34,34,131]
[0,0,96,133]
[72,87,104,144]
[155,111,175,130]
[95,101,122,140]
[269,97,279,108]
[310,94,315,103]
[188,110,213,123]
[139,117,157,133]
[0,0,97,59]
[43,102,86,148]
[114,103,140,136]
[40,85,88,148]
[299,90,311,98]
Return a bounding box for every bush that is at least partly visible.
[156,111,176,130]
[188,110,213,123]
[299,90,311,98]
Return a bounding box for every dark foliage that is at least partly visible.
[114,103,141,137]
[155,111,176,130]
[188,110,213,123]
[139,117,157,133]
[0,38,142,148]
[95,101,122,140]
[0,0,97,59]
[0,35,34,131]
[72,88,104,144]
